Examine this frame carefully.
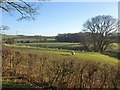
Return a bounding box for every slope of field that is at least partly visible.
[7,45,119,65]
[2,45,119,89]
[17,42,84,50]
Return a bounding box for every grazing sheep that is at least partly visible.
[71,51,75,55]
[82,50,85,52]
[56,48,58,50]
[23,45,26,47]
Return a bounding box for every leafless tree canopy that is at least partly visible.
[83,15,117,52]
[0,0,41,20]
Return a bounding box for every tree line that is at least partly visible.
[1,1,119,53]
[56,15,118,52]
[56,32,118,52]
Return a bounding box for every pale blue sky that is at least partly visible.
[2,2,117,36]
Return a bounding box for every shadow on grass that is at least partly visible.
[61,54,71,56]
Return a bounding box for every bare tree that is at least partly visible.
[83,15,117,52]
[0,25,9,30]
[0,0,41,20]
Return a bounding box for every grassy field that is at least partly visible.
[18,42,85,50]
[7,45,119,65]
[1,34,56,42]
[2,35,119,89]
[2,45,119,89]
[1,34,119,51]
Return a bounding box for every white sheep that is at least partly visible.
[71,51,75,55]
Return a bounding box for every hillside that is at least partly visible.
[2,45,119,89]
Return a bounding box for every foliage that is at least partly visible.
[55,31,118,52]
[2,46,120,89]
[56,33,82,42]
[4,38,15,45]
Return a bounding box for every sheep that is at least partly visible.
[56,48,58,50]
[71,51,75,55]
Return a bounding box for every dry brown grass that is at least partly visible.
[2,46,120,89]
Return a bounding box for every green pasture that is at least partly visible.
[3,45,119,88]
[1,34,17,39]
[7,45,119,66]
[17,42,119,51]
[1,34,56,42]
[18,42,83,50]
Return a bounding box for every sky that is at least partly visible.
[2,2,118,36]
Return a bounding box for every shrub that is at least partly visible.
[2,46,120,89]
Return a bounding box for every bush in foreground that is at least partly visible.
[2,46,120,89]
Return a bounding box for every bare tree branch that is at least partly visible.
[0,0,41,20]
[83,15,117,52]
